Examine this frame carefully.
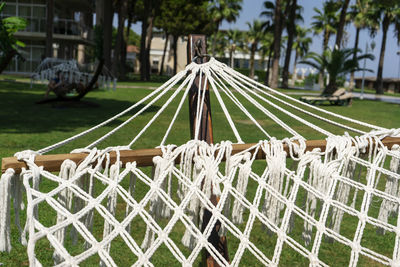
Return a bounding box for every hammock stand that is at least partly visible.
[1,34,400,267]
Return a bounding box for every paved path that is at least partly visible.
[118,85,158,90]
[351,92,400,104]
[284,91,400,104]
[120,84,400,104]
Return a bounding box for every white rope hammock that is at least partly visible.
[31,58,117,91]
[1,57,400,266]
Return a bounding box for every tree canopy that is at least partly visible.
[0,2,27,73]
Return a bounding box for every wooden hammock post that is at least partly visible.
[187,34,229,266]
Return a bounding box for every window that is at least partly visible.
[33,6,45,18]
[32,47,44,60]
[2,1,47,33]
[19,5,32,17]
[2,4,16,16]
[6,41,46,73]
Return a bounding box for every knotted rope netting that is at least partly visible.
[1,58,400,266]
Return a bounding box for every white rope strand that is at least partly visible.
[37,71,187,154]
[194,70,208,141]
[225,64,386,131]
[214,67,304,137]
[127,72,197,148]
[86,72,194,149]
[194,69,204,140]
[216,68,333,137]
[208,68,272,139]
[225,67,366,135]
[206,69,243,144]
[160,71,199,146]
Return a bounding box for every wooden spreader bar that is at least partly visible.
[3,137,400,174]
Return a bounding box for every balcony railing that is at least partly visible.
[53,18,84,36]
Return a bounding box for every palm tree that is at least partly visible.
[373,0,400,94]
[292,26,312,86]
[135,0,161,81]
[335,0,350,48]
[348,0,379,90]
[269,0,284,88]
[113,0,128,78]
[300,48,374,95]
[103,0,114,71]
[311,1,340,88]
[260,1,275,85]
[208,31,227,58]
[311,1,339,52]
[246,20,265,79]
[258,32,274,85]
[226,29,244,68]
[281,0,303,88]
[209,0,243,56]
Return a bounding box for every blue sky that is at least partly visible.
[127,0,400,78]
[219,0,400,78]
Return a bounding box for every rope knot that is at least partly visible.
[14,150,39,161]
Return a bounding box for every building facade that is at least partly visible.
[1,0,94,74]
[354,77,400,93]
[143,33,268,75]
[146,33,188,75]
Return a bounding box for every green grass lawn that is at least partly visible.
[0,78,399,266]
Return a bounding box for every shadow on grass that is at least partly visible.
[0,82,160,134]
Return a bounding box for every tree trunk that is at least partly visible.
[145,16,154,80]
[113,0,127,78]
[212,37,217,57]
[140,18,148,81]
[126,15,132,39]
[139,2,154,82]
[123,13,132,73]
[349,27,360,91]
[45,0,54,57]
[335,0,350,49]
[319,29,330,88]
[376,16,389,95]
[120,0,128,78]
[282,0,297,89]
[229,49,234,68]
[103,0,114,70]
[173,35,178,75]
[0,49,17,74]
[211,24,220,57]
[270,0,283,88]
[249,43,256,78]
[264,45,273,86]
[159,32,169,75]
[292,51,298,86]
[324,75,337,95]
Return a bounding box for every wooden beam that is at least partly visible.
[3,137,400,174]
